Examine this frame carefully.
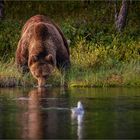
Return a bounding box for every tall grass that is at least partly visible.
[0,58,139,88]
[67,39,140,87]
[0,59,35,87]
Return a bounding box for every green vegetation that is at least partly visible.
[0,1,140,87]
[0,59,34,87]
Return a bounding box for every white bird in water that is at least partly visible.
[71,101,84,139]
[71,101,84,115]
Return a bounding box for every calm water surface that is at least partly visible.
[0,87,140,139]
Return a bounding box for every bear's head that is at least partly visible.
[29,54,55,87]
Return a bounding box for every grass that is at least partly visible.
[0,43,139,87]
[0,60,139,88]
[0,59,35,87]
[67,40,140,87]
[0,1,140,87]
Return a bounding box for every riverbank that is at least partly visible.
[0,49,139,88]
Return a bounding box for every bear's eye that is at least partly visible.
[35,74,40,78]
[32,56,38,62]
[29,55,39,66]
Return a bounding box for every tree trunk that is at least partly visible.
[115,0,129,32]
[0,0,4,20]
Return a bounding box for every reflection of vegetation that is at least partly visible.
[0,1,140,87]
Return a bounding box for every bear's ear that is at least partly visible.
[45,54,54,66]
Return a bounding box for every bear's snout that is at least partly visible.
[30,61,54,87]
[37,77,46,87]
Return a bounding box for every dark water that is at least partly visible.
[0,87,140,139]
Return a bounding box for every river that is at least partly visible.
[0,87,140,139]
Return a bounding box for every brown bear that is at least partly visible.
[15,15,70,87]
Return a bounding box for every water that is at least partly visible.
[0,87,140,139]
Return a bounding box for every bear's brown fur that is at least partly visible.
[15,15,70,87]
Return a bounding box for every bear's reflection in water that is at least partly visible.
[18,88,70,139]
